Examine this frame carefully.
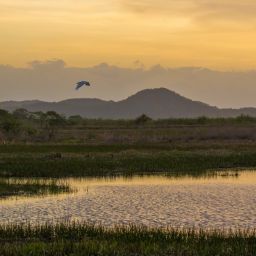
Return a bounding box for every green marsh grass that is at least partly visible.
[1,149,256,177]
[0,223,255,255]
[0,178,71,198]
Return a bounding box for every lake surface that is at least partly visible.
[1,171,256,229]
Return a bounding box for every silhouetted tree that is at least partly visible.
[196,116,208,124]
[0,109,9,118]
[30,111,47,128]
[13,108,30,120]
[0,117,21,141]
[236,114,254,124]
[135,114,152,125]
[68,115,83,125]
[45,111,66,140]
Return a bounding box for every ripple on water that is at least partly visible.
[1,173,256,229]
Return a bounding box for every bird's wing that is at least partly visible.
[75,83,83,90]
[75,81,91,90]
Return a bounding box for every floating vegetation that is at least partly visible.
[0,178,72,198]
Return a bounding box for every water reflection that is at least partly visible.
[1,171,256,229]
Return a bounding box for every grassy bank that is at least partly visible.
[2,141,256,153]
[0,223,255,256]
[0,147,256,177]
[0,179,71,198]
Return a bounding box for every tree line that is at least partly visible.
[0,108,67,142]
[1,108,256,143]
[0,109,154,143]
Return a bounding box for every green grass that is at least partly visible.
[0,223,255,256]
[0,149,256,177]
[0,144,144,153]
[1,142,256,153]
[0,178,71,198]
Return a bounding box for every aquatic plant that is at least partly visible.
[0,178,71,198]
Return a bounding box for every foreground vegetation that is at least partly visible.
[0,223,255,256]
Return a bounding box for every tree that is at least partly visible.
[0,117,21,141]
[68,115,83,125]
[196,116,208,125]
[0,109,9,118]
[135,114,152,125]
[45,111,66,140]
[31,111,48,128]
[13,108,30,120]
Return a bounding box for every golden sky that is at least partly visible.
[1,0,256,70]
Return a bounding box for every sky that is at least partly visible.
[1,0,256,69]
[1,0,256,107]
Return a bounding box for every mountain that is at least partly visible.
[1,88,256,119]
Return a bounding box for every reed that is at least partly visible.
[0,223,255,255]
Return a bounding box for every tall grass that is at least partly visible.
[0,223,255,255]
[0,150,256,178]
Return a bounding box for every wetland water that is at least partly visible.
[1,171,256,229]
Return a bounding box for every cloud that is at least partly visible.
[133,60,145,69]
[120,0,193,14]
[3,0,256,25]
[119,0,256,26]
[28,59,66,70]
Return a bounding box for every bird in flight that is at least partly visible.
[75,81,91,90]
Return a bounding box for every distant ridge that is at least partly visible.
[1,88,256,119]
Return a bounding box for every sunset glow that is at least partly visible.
[1,0,256,69]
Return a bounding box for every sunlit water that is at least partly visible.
[1,171,256,229]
